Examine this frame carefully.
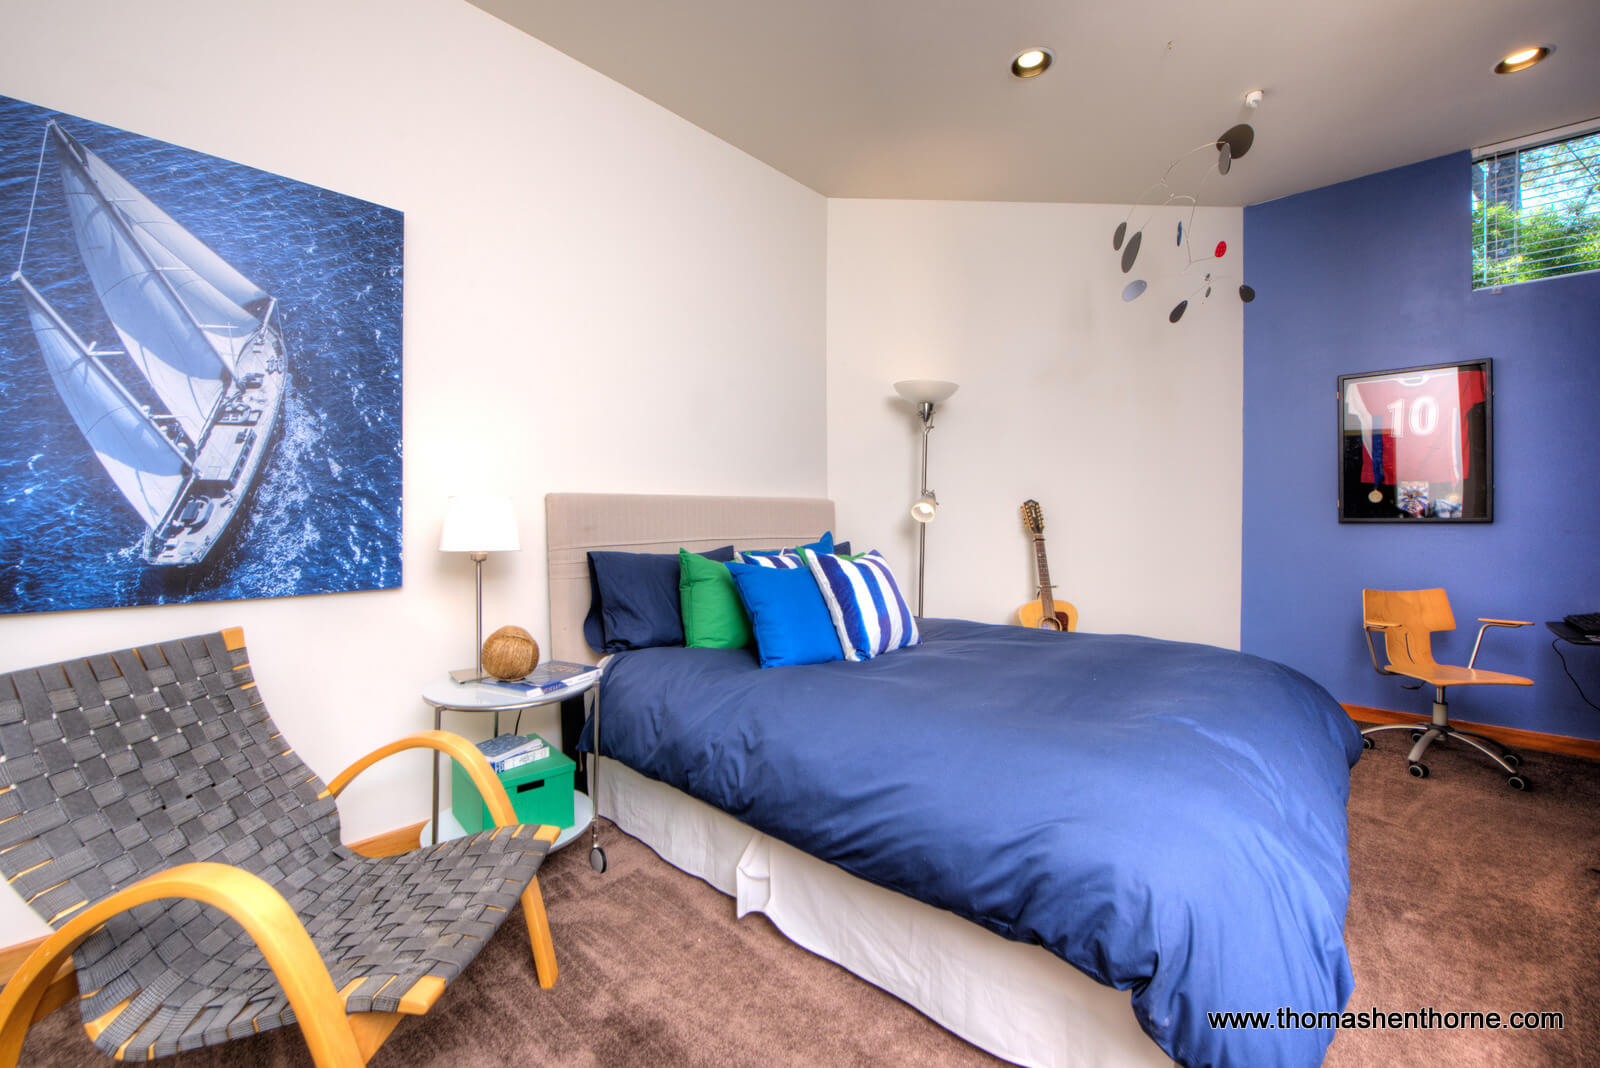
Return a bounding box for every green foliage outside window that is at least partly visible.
[1471,130,1600,289]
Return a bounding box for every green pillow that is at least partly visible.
[679,549,752,648]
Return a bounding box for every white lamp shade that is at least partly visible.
[893,379,959,405]
[439,495,520,553]
[910,493,938,523]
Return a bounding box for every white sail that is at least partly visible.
[51,125,264,441]
[14,274,187,529]
[59,127,269,316]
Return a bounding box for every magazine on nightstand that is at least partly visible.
[481,660,600,697]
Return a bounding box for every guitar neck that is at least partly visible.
[1032,535,1055,613]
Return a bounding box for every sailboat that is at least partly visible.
[11,122,288,568]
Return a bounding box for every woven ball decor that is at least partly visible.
[482,625,540,680]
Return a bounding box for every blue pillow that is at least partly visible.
[741,531,835,567]
[585,546,734,652]
[726,560,844,668]
[803,549,920,661]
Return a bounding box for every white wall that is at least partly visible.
[826,199,1242,646]
[0,0,825,943]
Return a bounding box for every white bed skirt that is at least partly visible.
[595,757,1172,1068]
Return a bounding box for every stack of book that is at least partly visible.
[483,659,601,696]
[476,733,552,774]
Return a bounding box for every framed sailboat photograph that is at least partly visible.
[0,94,404,614]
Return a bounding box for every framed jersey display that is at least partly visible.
[1337,360,1493,523]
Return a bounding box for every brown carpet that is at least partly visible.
[1326,733,1600,1067]
[18,739,1600,1067]
[19,827,1000,1068]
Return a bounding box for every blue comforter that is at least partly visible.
[593,618,1362,1066]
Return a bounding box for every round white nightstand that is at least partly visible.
[420,675,597,850]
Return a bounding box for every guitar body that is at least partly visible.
[1017,599,1078,632]
[1017,500,1077,633]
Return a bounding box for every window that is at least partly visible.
[1471,125,1600,289]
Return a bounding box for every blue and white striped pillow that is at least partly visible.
[739,551,805,569]
[740,532,835,569]
[802,549,919,661]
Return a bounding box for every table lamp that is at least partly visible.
[893,379,958,617]
[440,494,520,683]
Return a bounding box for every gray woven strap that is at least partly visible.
[0,631,550,1061]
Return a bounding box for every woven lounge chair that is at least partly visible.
[0,629,559,1065]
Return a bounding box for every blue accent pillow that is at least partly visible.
[726,560,845,668]
[585,546,735,652]
[803,549,920,661]
[740,531,835,567]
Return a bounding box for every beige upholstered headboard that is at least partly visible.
[545,493,836,664]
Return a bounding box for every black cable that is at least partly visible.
[1551,639,1600,713]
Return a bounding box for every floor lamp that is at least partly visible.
[440,494,520,683]
[893,379,958,617]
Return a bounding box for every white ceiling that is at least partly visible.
[470,0,1600,207]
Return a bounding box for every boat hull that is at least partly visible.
[143,316,288,568]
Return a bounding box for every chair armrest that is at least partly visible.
[1468,619,1531,668]
[0,863,361,1066]
[322,730,559,839]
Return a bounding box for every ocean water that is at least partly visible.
[0,93,404,616]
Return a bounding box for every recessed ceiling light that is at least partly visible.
[1494,45,1551,74]
[1011,48,1053,78]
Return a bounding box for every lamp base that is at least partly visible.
[449,667,491,684]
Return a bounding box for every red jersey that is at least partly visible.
[1349,369,1485,484]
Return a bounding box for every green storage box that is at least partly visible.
[451,734,576,834]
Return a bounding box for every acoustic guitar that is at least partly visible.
[1016,500,1078,632]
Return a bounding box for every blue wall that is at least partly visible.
[1243,151,1600,741]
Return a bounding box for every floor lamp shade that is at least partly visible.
[893,379,959,406]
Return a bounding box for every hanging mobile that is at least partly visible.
[1107,92,1263,324]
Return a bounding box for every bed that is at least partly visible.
[546,493,1363,1068]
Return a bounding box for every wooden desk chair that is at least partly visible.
[1358,588,1533,789]
[0,630,559,1065]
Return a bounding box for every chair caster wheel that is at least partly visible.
[1410,730,1424,744]
[1502,752,1521,768]
[1362,736,1375,750]
[1408,762,1429,779]
[1507,775,1528,791]
[590,845,607,873]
